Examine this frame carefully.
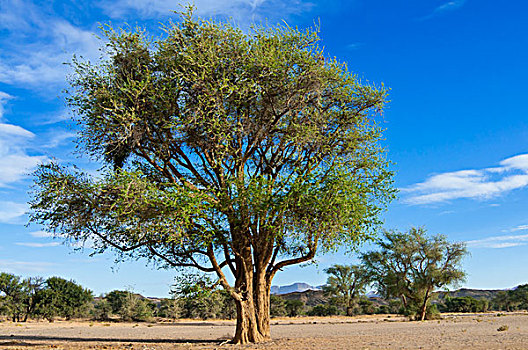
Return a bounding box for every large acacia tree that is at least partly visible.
[29,9,393,343]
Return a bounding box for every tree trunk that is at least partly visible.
[418,290,431,321]
[346,306,354,316]
[231,271,271,344]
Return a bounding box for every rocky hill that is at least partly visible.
[270,283,321,295]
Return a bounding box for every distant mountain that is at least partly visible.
[280,289,328,306]
[436,288,504,301]
[270,282,321,295]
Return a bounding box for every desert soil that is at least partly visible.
[0,313,527,350]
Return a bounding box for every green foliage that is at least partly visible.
[285,299,304,317]
[307,303,338,316]
[171,274,235,319]
[490,284,528,311]
[105,290,132,315]
[92,299,112,321]
[361,227,468,321]
[358,297,376,315]
[270,294,287,317]
[440,296,489,313]
[0,273,36,322]
[103,290,153,322]
[323,264,368,316]
[157,298,181,320]
[0,273,91,322]
[37,277,93,321]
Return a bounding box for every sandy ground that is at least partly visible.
[0,313,527,349]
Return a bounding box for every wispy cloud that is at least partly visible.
[403,154,528,205]
[466,234,528,249]
[0,201,27,224]
[15,242,61,248]
[0,91,12,118]
[346,42,363,50]
[0,259,56,273]
[41,131,77,149]
[98,0,313,26]
[0,0,101,88]
[419,0,467,20]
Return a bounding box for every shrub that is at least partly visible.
[307,304,338,316]
[497,325,509,332]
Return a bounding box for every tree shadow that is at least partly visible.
[0,335,225,345]
[0,341,42,347]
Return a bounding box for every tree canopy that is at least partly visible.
[29,8,394,343]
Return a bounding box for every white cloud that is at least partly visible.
[0,1,101,87]
[510,224,528,232]
[29,230,54,238]
[403,153,528,205]
[15,242,61,248]
[466,234,528,249]
[0,123,35,138]
[0,201,27,224]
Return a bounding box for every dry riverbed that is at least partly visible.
[0,313,527,349]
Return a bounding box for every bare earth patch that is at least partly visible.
[1,313,527,349]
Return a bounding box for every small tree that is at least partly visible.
[0,273,28,322]
[93,298,112,321]
[285,299,304,317]
[323,264,368,316]
[361,227,467,321]
[269,295,287,317]
[105,290,131,316]
[29,8,394,343]
[158,298,181,320]
[103,290,153,321]
[37,277,93,321]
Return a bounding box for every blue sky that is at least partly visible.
[1,0,527,297]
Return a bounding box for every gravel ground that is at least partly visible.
[0,313,527,349]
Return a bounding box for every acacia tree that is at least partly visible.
[323,264,368,316]
[29,9,393,343]
[37,277,93,321]
[361,227,467,321]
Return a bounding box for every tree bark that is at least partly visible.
[231,271,271,344]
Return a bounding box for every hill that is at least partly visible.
[277,287,506,307]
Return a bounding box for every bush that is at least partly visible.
[101,290,153,322]
[92,299,112,321]
[36,277,93,321]
[440,296,489,313]
[307,304,338,316]
[285,299,304,317]
[157,298,181,320]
